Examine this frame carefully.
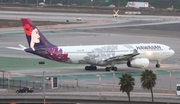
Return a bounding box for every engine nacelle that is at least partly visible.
[127,58,149,68]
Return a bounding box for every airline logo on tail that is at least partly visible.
[21,18,55,51]
[23,24,40,51]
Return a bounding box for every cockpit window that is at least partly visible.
[169,48,172,50]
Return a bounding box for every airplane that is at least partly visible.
[7,18,175,71]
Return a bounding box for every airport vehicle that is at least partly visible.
[57,3,63,6]
[176,84,180,95]
[38,2,45,6]
[108,4,115,8]
[126,2,154,9]
[16,86,33,93]
[76,17,81,21]
[7,18,175,71]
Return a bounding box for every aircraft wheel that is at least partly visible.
[39,61,45,64]
[85,66,89,70]
[113,67,118,71]
[155,64,160,68]
[85,66,97,70]
[16,90,19,93]
[105,67,110,71]
[93,66,97,70]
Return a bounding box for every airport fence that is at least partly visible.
[0,78,114,93]
[0,78,43,91]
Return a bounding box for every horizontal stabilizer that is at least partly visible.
[6,47,25,51]
[19,44,27,49]
[6,44,27,51]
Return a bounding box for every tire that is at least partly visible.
[85,66,89,70]
[93,66,97,70]
[16,90,19,93]
[39,61,45,64]
[113,67,118,71]
[156,64,160,68]
[105,67,110,71]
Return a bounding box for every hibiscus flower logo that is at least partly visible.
[46,47,69,61]
[24,24,33,36]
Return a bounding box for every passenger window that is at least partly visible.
[169,48,172,50]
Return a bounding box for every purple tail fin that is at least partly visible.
[21,18,55,51]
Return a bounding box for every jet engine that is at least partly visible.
[127,58,149,68]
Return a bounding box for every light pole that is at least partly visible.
[59,71,62,92]
[111,71,115,91]
[75,79,78,89]
[36,0,38,5]
[99,75,101,97]
[169,70,175,92]
[2,71,4,89]
[68,0,69,6]
[170,70,172,92]
[91,0,93,8]
[8,72,11,92]
[96,75,102,98]
[43,71,45,104]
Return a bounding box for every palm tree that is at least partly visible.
[119,73,135,104]
[140,69,157,102]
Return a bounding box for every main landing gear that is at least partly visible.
[85,65,118,71]
[105,67,118,71]
[85,66,97,70]
[155,61,160,68]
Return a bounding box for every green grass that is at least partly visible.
[0,56,79,71]
[151,2,180,9]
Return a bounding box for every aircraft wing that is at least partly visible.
[104,49,140,62]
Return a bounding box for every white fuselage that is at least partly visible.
[58,43,174,66]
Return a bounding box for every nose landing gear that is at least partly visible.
[156,64,160,68]
[155,61,161,68]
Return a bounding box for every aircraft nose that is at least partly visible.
[172,50,175,54]
[171,50,175,55]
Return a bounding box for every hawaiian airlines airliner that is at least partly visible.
[7,18,175,71]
